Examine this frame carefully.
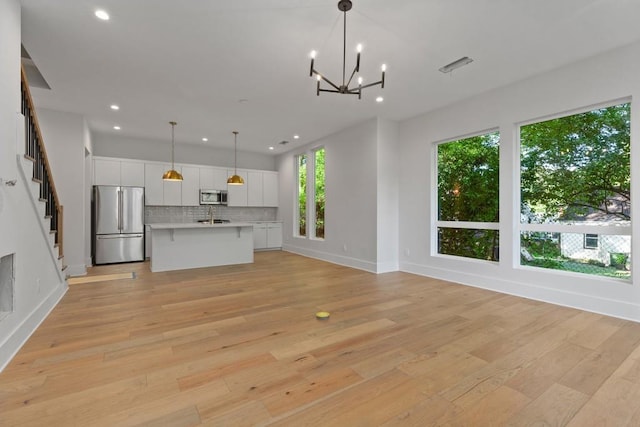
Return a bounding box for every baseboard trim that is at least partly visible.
[400,261,640,322]
[0,281,68,372]
[283,244,378,273]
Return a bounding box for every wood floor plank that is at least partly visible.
[0,251,637,426]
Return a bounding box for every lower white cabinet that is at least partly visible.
[145,225,151,259]
[253,222,282,250]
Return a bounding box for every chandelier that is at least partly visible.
[309,0,386,99]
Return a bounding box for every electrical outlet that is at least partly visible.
[36,278,41,294]
[405,248,410,257]
[343,244,347,252]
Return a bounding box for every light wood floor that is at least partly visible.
[2,252,640,426]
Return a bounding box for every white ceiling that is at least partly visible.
[20,0,640,155]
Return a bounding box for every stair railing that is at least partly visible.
[20,66,64,260]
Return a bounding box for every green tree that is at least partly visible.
[520,103,630,221]
[314,148,325,238]
[298,155,307,236]
[437,132,500,260]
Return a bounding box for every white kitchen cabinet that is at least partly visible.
[263,172,278,207]
[181,165,200,206]
[253,223,268,249]
[266,222,283,248]
[227,169,248,206]
[200,167,228,190]
[247,171,263,206]
[163,170,182,206]
[253,222,282,250]
[94,158,144,186]
[212,167,228,190]
[145,225,151,259]
[199,167,214,189]
[94,159,121,186]
[144,163,167,205]
[144,163,182,206]
[120,161,145,186]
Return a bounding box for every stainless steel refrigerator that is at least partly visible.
[92,185,145,264]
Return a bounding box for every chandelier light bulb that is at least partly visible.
[356,43,362,53]
[316,74,322,81]
[358,76,363,85]
[310,50,317,59]
[381,64,387,72]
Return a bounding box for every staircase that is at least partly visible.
[18,66,65,275]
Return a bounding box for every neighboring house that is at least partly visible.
[560,231,630,267]
[560,196,630,267]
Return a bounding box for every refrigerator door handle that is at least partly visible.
[97,234,144,239]
[118,189,123,231]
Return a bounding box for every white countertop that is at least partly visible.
[148,222,254,230]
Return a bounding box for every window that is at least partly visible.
[314,148,325,239]
[436,131,500,261]
[296,154,307,237]
[519,102,631,279]
[295,147,325,239]
[584,234,599,249]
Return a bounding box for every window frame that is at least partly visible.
[311,146,325,241]
[433,128,500,261]
[294,146,325,240]
[584,234,599,250]
[294,153,307,238]
[516,98,631,280]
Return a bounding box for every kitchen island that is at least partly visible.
[148,222,254,272]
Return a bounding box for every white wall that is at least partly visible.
[37,108,88,276]
[0,0,67,371]
[278,119,393,272]
[93,132,276,171]
[83,120,92,267]
[376,119,400,273]
[399,40,640,321]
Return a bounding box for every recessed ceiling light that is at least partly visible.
[113,125,120,130]
[293,135,300,139]
[95,10,110,21]
[376,96,384,103]
[202,137,208,142]
[110,104,119,110]
[269,146,275,150]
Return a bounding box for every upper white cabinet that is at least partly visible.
[247,171,263,206]
[227,169,248,206]
[144,162,183,206]
[246,171,278,207]
[212,168,228,190]
[95,157,277,208]
[181,165,200,206]
[94,158,144,187]
[163,168,182,206]
[144,163,168,205]
[120,161,145,186]
[199,167,228,190]
[263,172,278,207]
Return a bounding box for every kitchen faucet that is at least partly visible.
[208,206,216,224]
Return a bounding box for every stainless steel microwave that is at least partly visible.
[199,189,228,205]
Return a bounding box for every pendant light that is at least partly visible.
[162,121,183,181]
[227,131,244,185]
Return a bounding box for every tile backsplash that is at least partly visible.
[145,206,278,224]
